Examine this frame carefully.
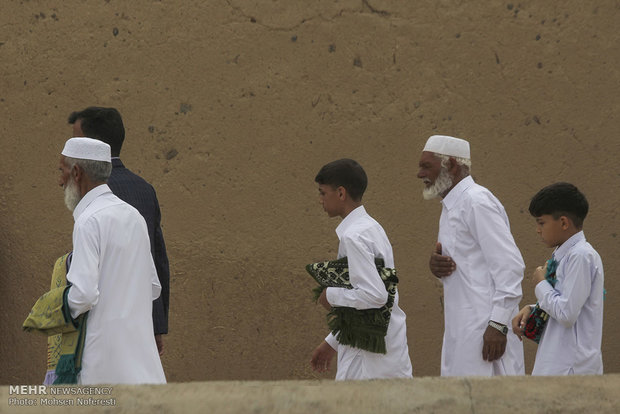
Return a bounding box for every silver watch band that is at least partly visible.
[488,320,508,335]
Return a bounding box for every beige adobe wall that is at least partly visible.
[1,1,618,383]
[2,375,620,413]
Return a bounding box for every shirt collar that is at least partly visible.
[73,184,112,221]
[336,205,366,239]
[441,175,475,210]
[552,231,585,262]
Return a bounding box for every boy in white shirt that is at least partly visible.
[513,182,604,375]
[309,158,412,380]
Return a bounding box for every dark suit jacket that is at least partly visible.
[107,158,170,335]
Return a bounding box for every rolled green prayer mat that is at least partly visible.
[305,257,398,354]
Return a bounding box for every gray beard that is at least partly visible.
[422,167,453,200]
[64,179,81,212]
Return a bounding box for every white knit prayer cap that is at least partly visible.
[61,137,111,162]
[423,135,470,159]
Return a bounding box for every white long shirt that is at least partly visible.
[324,206,412,380]
[438,176,524,376]
[67,184,166,384]
[533,231,604,375]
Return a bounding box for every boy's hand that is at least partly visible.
[310,341,336,373]
[318,289,331,311]
[482,325,507,361]
[532,262,547,284]
[429,242,456,278]
[512,306,531,341]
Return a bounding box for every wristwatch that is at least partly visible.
[488,320,508,335]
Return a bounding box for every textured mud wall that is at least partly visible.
[1,0,619,384]
[3,375,620,413]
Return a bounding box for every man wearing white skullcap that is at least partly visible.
[68,107,170,358]
[53,137,166,384]
[417,135,525,377]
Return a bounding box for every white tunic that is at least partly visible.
[67,184,166,384]
[438,176,524,376]
[533,231,604,375]
[324,206,413,380]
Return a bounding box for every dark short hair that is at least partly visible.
[68,107,125,157]
[529,182,589,228]
[315,159,368,201]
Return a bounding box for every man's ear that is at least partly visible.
[71,163,83,183]
[447,157,459,175]
[337,186,347,200]
[559,215,570,230]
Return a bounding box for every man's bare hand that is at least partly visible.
[482,325,507,361]
[318,289,331,311]
[155,334,164,356]
[310,341,336,373]
[429,242,456,278]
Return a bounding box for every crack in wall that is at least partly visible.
[362,0,390,16]
[224,0,392,31]
[463,378,476,414]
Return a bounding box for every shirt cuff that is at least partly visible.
[325,287,338,307]
[325,332,338,350]
[489,306,513,326]
[535,279,554,302]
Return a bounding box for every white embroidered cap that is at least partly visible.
[61,137,111,162]
[423,135,470,159]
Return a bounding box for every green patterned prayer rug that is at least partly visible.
[305,257,398,354]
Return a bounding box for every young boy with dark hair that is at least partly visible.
[309,158,412,380]
[513,182,604,375]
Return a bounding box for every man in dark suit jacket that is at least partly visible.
[68,107,170,355]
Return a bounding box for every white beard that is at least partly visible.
[64,178,82,212]
[422,167,453,200]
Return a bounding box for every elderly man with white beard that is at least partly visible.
[57,137,166,384]
[417,135,525,377]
